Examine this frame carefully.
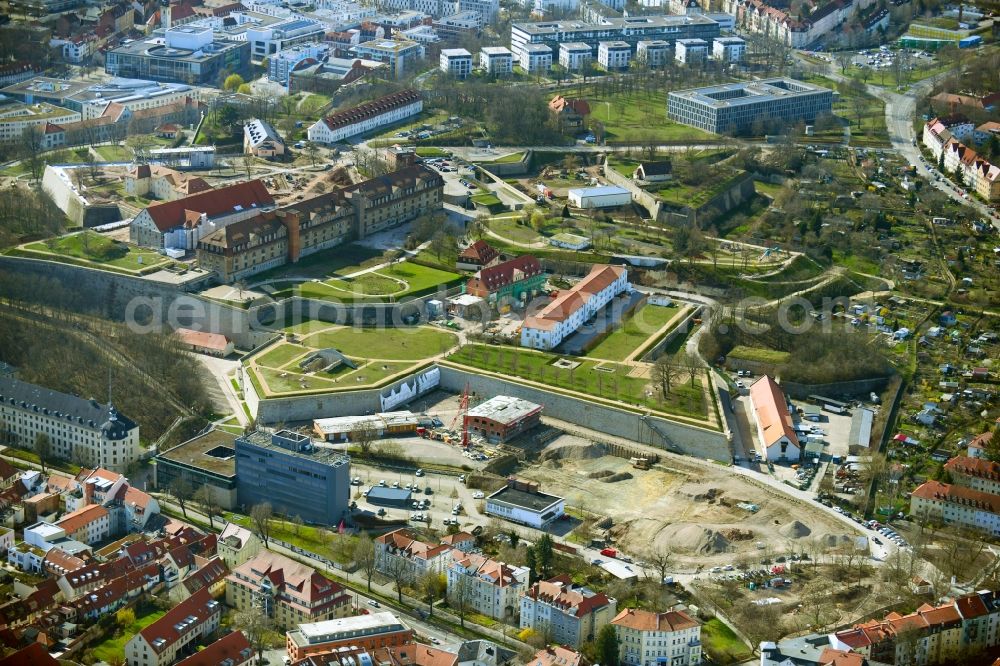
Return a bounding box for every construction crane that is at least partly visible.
[450,383,471,448]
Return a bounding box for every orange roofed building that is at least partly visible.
[521,264,628,351]
[748,375,800,462]
[611,608,701,666]
[519,575,617,649]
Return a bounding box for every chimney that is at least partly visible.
[83,479,94,506]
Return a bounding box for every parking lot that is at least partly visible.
[348,466,489,530]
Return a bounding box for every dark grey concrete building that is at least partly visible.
[667,78,834,135]
[235,430,351,525]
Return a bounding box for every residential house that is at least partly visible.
[611,608,702,666]
[178,556,229,601]
[375,528,453,584]
[968,431,994,459]
[174,329,234,357]
[124,588,222,666]
[548,95,590,132]
[465,256,545,307]
[75,562,161,620]
[519,575,617,649]
[447,551,529,621]
[944,456,1000,495]
[55,504,110,545]
[531,646,585,666]
[226,551,350,630]
[124,165,211,201]
[440,531,476,553]
[175,631,253,666]
[217,523,261,569]
[910,480,1000,536]
[456,240,500,271]
[748,375,801,462]
[243,119,286,159]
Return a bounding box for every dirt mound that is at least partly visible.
[779,521,812,539]
[587,470,615,480]
[601,472,633,483]
[678,483,723,502]
[721,528,754,541]
[814,533,854,548]
[540,440,608,462]
[657,523,730,555]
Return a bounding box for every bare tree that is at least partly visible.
[34,433,50,474]
[354,420,379,457]
[647,550,673,583]
[235,607,275,665]
[385,554,411,603]
[449,570,475,627]
[250,502,274,549]
[169,476,193,519]
[193,485,221,529]
[354,534,377,592]
[652,355,680,397]
[418,571,446,618]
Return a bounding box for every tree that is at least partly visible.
[116,607,136,629]
[354,534,377,591]
[235,607,275,665]
[836,51,853,74]
[647,549,672,583]
[249,502,273,549]
[20,125,45,183]
[533,533,554,579]
[169,476,193,519]
[193,485,221,529]
[304,141,320,167]
[224,74,245,92]
[34,433,50,474]
[237,83,253,95]
[595,623,620,666]
[385,554,410,603]
[449,570,474,627]
[653,355,680,397]
[354,420,379,457]
[418,571,446,618]
[982,425,1000,462]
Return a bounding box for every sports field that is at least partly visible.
[244,323,459,397]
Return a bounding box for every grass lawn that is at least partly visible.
[801,74,889,145]
[575,87,716,142]
[754,181,786,199]
[701,618,753,664]
[447,344,708,418]
[471,193,503,210]
[252,243,384,283]
[303,326,458,360]
[22,231,171,273]
[256,343,310,369]
[258,367,343,393]
[493,151,526,164]
[380,262,464,297]
[727,345,790,364]
[94,145,133,162]
[416,147,449,157]
[586,304,682,362]
[91,609,167,663]
[488,217,544,244]
[226,513,359,564]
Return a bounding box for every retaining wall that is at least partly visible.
[780,376,893,400]
[478,151,533,177]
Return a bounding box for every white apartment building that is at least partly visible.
[521,264,628,351]
[520,44,552,73]
[612,608,702,666]
[598,41,631,70]
[0,377,140,473]
[0,102,80,142]
[269,42,329,84]
[636,40,670,68]
[712,36,745,62]
[375,529,453,584]
[55,504,111,546]
[944,456,1000,495]
[232,12,326,60]
[125,589,222,666]
[349,39,425,80]
[675,38,708,64]
[520,576,617,649]
[218,523,262,569]
[307,89,423,144]
[480,47,513,75]
[440,49,473,78]
[559,43,592,71]
[910,480,1000,536]
[447,551,529,621]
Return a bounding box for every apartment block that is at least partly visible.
[520,575,617,649]
[124,589,222,666]
[636,40,671,68]
[0,377,139,473]
[375,528,453,584]
[217,523,262,569]
[712,36,746,62]
[286,612,414,661]
[226,551,350,630]
[612,608,702,666]
[910,480,1000,535]
[667,78,834,135]
[234,430,350,525]
[55,505,110,546]
[598,41,631,70]
[674,38,708,64]
[520,44,553,73]
[349,39,425,80]
[440,49,473,78]
[944,456,1000,495]
[559,43,593,71]
[447,551,529,621]
[480,47,513,75]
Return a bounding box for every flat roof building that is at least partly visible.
[559,42,593,71]
[465,396,542,443]
[480,46,514,76]
[365,487,413,508]
[286,612,413,661]
[598,41,631,70]
[235,430,351,525]
[440,48,473,79]
[667,77,833,135]
[486,478,565,529]
[0,77,193,119]
[105,30,251,85]
[674,38,708,64]
[636,40,671,68]
[156,429,238,510]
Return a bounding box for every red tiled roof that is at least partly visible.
[139,588,219,653]
[549,95,590,117]
[524,576,612,618]
[911,480,1000,512]
[468,255,541,293]
[176,631,252,666]
[228,552,345,613]
[611,608,699,632]
[182,556,229,595]
[0,642,59,666]
[749,376,800,449]
[523,264,624,329]
[969,431,994,451]
[532,646,583,666]
[818,648,864,666]
[321,90,421,132]
[142,180,274,232]
[175,328,231,352]
[944,455,1000,482]
[376,528,451,560]
[458,240,498,265]
[56,504,108,534]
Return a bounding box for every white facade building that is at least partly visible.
[567,185,631,209]
[485,480,566,529]
[747,375,801,462]
[124,590,222,666]
[307,89,423,144]
[559,42,593,70]
[712,36,745,62]
[269,43,329,84]
[440,48,473,78]
[612,608,702,666]
[0,102,80,143]
[0,377,140,473]
[521,264,629,351]
[636,40,671,68]
[520,44,552,73]
[597,41,631,70]
[675,38,708,63]
[479,47,513,75]
[447,551,529,621]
